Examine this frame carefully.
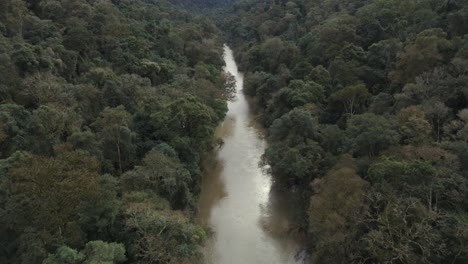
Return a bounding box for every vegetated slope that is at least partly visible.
[0,0,231,263]
[169,0,235,10]
[219,0,468,263]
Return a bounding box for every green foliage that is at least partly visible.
[44,240,126,264]
[391,28,452,84]
[368,159,436,186]
[308,155,369,263]
[92,105,134,174]
[79,174,121,239]
[122,150,192,209]
[221,0,468,262]
[43,246,85,264]
[317,124,346,155]
[122,192,205,263]
[2,0,468,262]
[309,65,332,89]
[265,109,324,185]
[329,83,371,115]
[243,71,271,96]
[11,43,40,74]
[0,104,31,157]
[0,0,226,262]
[82,240,126,264]
[148,96,219,166]
[267,80,324,123]
[269,108,316,144]
[346,113,400,156]
[1,149,101,259]
[397,106,431,144]
[362,198,445,264]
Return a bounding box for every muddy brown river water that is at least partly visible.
[197,46,305,264]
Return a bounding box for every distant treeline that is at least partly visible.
[169,0,235,9]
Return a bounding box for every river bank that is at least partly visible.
[197,45,306,264]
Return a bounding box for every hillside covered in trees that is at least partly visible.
[218,0,468,263]
[169,0,235,10]
[0,0,231,263]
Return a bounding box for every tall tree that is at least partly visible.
[330,83,370,115]
[92,105,133,174]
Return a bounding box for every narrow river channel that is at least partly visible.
[197,45,302,264]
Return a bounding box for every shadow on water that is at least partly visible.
[198,155,227,227]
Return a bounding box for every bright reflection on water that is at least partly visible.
[198,45,300,264]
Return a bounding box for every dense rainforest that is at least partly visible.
[0,0,232,263]
[218,0,468,263]
[2,0,468,263]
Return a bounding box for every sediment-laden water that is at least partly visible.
[198,45,304,264]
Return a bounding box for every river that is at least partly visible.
[197,45,304,264]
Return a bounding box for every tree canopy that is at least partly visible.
[0,0,226,263]
[2,0,468,263]
[219,0,468,262]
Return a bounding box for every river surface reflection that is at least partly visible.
[197,45,301,264]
